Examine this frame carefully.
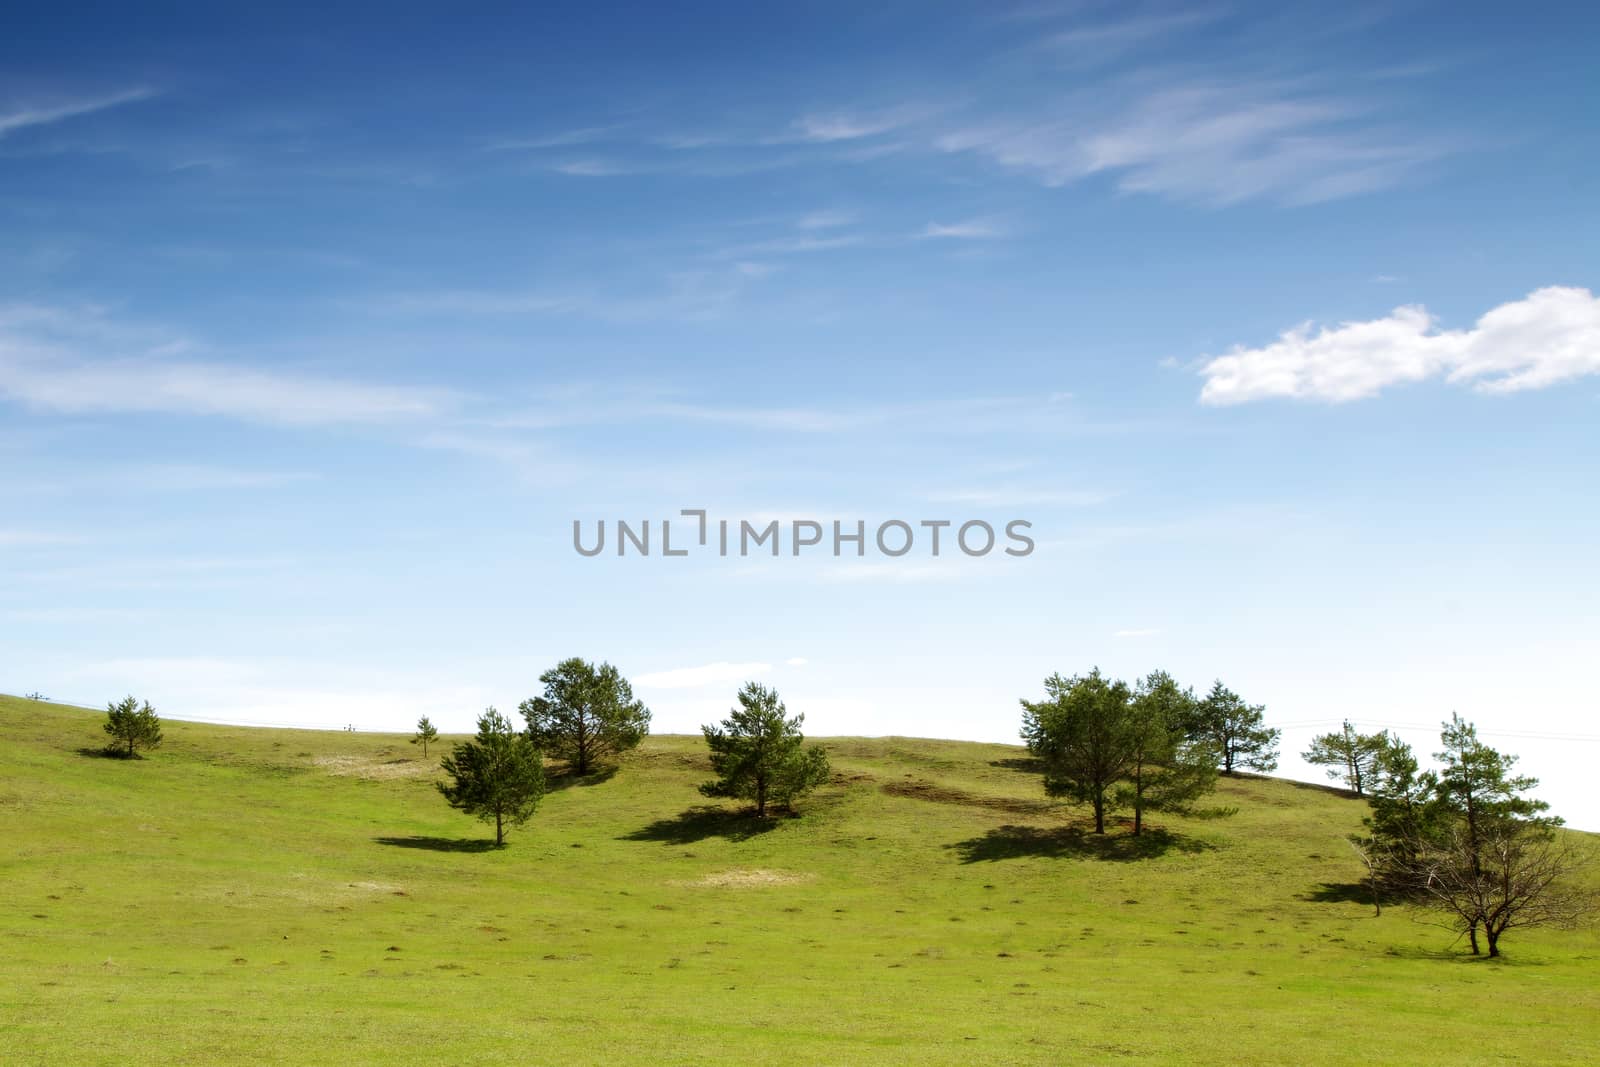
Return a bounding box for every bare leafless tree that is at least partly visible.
[1410,821,1594,957]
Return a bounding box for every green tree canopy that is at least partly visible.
[437,707,545,847]
[520,658,650,776]
[700,683,830,818]
[1021,668,1138,834]
[103,695,162,758]
[1303,720,1392,795]
[1359,714,1578,956]
[1187,681,1280,774]
[1116,671,1218,835]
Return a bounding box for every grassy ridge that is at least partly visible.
[1,694,1596,1065]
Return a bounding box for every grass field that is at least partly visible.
[2,693,1596,1065]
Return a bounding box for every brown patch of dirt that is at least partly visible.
[312,755,435,780]
[675,868,816,889]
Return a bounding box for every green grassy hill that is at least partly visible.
[2,693,1596,1065]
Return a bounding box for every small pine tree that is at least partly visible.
[437,707,545,847]
[700,683,830,817]
[103,695,163,758]
[412,715,439,758]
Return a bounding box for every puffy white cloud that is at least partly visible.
[1198,287,1600,405]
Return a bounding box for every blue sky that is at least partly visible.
[4,2,1598,825]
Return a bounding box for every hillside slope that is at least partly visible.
[1,694,1596,1065]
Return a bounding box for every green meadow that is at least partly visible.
[2,693,1596,1065]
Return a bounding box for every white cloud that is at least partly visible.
[484,125,622,151]
[790,111,906,143]
[925,486,1111,507]
[1198,287,1600,405]
[0,305,450,425]
[1042,9,1225,60]
[0,528,87,547]
[0,87,157,139]
[936,79,1440,206]
[634,661,773,689]
[820,562,971,584]
[785,657,809,667]
[920,218,1007,240]
[797,209,854,230]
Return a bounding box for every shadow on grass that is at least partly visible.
[1279,777,1363,800]
[988,756,1045,775]
[74,746,139,760]
[949,823,1213,864]
[374,835,500,853]
[620,805,783,845]
[544,765,619,792]
[1304,881,1380,906]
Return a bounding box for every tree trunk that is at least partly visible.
[756,776,767,819]
[1092,793,1105,834]
[1467,923,1480,955]
[1485,927,1500,958]
[495,810,504,847]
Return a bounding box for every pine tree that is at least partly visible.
[1303,720,1392,795]
[437,707,545,847]
[103,695,163,758]
[700,683,830,817]
[1359,714,1582,957]
[1116,671,1218,835]
[1188,681,1279,774]
[520,658,650,776]
[1022,669,1138,834]
[411,715,439,759]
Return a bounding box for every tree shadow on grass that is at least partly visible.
[1280,777,1363,800]
[1304,881,1381,906]
[544,765,619,792]
[949,823,1213,864]
[620,805,783,845]
[988,757,1045,775]
[373,835,500,853]
[74,746,137,760]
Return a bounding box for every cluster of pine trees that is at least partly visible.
[1302,715,1588,957]
[430,660,828,846]
[1019,669,1279,835]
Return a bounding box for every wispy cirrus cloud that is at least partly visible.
[920,218,1008,240]
[0,86,158,140]
[788,108,919,143]
[1040,8,1226,60]
[796,209,855,230]
[935,78,1443,206]
[1198,286,1600,404]
[0,304,451,425]
[924,486,1112,507]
